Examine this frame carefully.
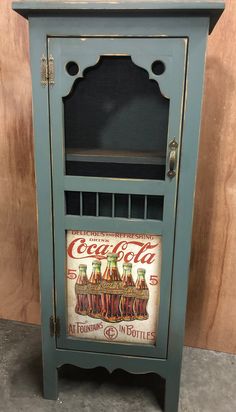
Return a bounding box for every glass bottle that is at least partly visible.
[88,259,102,319]
[120,263,135,321]
[101,253,122,322]
[134,268,149,320]
[75,264,89,316]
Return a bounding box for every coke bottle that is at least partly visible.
[120,263,135,321]
[134,268,149,320]
[88,260,102,319]
[101,253,122,322]
[75,264,89,316]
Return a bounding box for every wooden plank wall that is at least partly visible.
[0,1,40,324]
[185,0,236,354]
[0,0,235,353]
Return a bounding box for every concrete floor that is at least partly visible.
[0,319,235,412]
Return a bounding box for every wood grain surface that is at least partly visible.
[185,0,236,354]
[0,0,235,352]
[0,0,40,324]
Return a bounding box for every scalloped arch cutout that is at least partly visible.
[64,56,169,155]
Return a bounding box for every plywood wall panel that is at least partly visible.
[0,0,235,353]
[185,0,236,353]
[0,0,40,324]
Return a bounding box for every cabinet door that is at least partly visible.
[48,37,187,358]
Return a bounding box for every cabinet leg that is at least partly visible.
[42,364,58,400]
[164,376,180,412]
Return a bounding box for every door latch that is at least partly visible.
[167,139,178,178]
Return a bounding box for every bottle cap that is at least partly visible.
[79,264,87,269]
[137,268,146,275]
[92,259,101,266]
[123,263,132,268]
[107,253,118,261]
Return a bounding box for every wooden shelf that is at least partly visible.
[65,149,166,165]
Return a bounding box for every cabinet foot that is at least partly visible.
[43,365,58,400]
[164,376,181,412]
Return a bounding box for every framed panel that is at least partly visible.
[48,37,187,358]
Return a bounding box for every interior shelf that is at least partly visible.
[65,149,166,165]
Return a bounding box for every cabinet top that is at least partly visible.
[13,0,224,32]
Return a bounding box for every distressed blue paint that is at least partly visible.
[49,36,186,362]
[12,2,224,410]
[13,1,224,33]
[64,176,166,196]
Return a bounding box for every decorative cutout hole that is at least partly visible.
[131,195,145,219]
[115,194,128,218]
[66,191,164,220]
[65,191,80,215]
[99,193,112,217]
[151,60,165,76]
[82,192,96,216]
[147,196,164,220]
[66,61,79,76]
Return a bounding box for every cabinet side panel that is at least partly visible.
[28,21,57,372]
[167,22,209,371]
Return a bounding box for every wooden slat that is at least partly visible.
[65,215,163,234]
[0,1,40,324]
[64,175,166,196]
[66,148,166,165]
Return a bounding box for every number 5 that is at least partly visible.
[67,269,77,280]
[149,275,159,285]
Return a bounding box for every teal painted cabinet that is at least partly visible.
[13,1,224,411]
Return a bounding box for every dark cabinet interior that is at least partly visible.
[64,56,169,180]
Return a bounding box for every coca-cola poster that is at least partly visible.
[67,230,162,345]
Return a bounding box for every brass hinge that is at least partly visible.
[41,54,55,87]
[50,316,60,337]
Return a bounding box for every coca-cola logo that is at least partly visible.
[67,236,159,264]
